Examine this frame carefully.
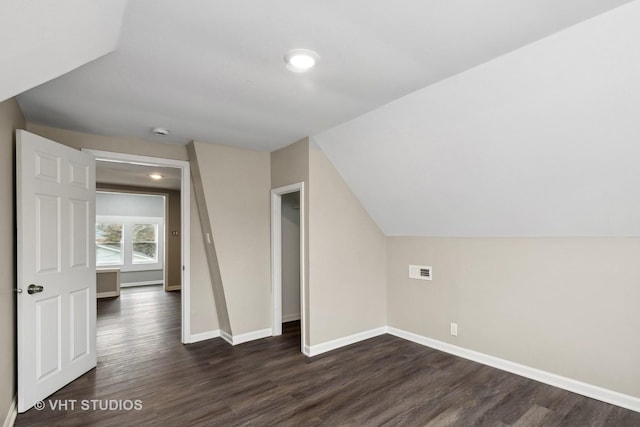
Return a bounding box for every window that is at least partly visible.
[95,216,164,272]
[132,224,158,264]
[96,223,123,266]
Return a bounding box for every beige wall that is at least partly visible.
[387,237,640,398]
[26,123,188,161]
[187,146,230,333]
[26,124,219,335]
[0,98,25,421]
[189,181,219,334]
[271,138,309,190]
[191,141,271,335]
[308,142,387,345]
[96,184,182,290]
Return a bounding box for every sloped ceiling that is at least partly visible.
[16,0,633,150]
[0,0,127,102]
[314,1,640,237]
[12,0,639,237]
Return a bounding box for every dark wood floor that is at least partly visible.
[15,285,640,426]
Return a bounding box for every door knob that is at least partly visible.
[27,284,44,294]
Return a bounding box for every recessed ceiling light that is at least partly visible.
[152,127,169,136]
[284,49,319,73]
[149,174,163,180]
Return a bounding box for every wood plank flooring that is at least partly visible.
[15,285,640,426]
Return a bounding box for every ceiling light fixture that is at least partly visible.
[284,49,319,73]
[152,127,169,136]
[149,174,163,180]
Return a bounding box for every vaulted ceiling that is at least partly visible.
[0,0,127,102]
[6,0,639,236]
[13,0,633,150]
[315,1,640,236]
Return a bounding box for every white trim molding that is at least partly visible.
[220,330,233,345]
[96,291,119,298]
[307,327,387,357]
[232,328,273,345]
[271,182,307,354]
[219,328,273,346]
[185,330,221,344]
[387,327,640,414]
[3,397,16,427]
[120,280,164,288]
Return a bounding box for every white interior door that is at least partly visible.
[17,130,96,413]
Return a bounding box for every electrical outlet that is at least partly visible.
[450,323,458,336]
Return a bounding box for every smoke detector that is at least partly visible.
[152,127,169,136]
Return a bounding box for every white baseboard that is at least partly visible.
[97,291,119,298]
[121,281,163,288]
[387,327,640,414]
[186,329,220,344]
[219,328,273,346]
[3,397,16,427]
[232,328,273,345]
[220,330,233,345]
[282,313,301,322]
[307,327,387,357]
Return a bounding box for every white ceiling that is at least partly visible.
[96,160,182,190]
[0,0,126,102]
[11,0,639,237]
[15,0,634,151]
[314,1,640,236]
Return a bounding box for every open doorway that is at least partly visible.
[271,183,307,354]
[281,192,300,324]
[84,149,192,343]
[95,191,169,290]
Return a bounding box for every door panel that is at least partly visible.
[70,199,90,268]
[70,288,90,361]
[17,130,96,413]
[35,296,61,380]
[35,195,61,273]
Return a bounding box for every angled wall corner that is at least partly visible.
[186,142,231,334]
[272,137,388,348]
[307,138,387,346]
[188,141,271,337]
[0,0,128,102]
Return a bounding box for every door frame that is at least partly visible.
[84,150,192,343]
[271,182,307,354]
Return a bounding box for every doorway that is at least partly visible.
[271,183,307,354]
[84,149,192,343]
[95,190,168,291]
[281,192,300,324]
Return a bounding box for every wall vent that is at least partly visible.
[409,265,432,281]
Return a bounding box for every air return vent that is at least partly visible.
[409,265,432,281]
